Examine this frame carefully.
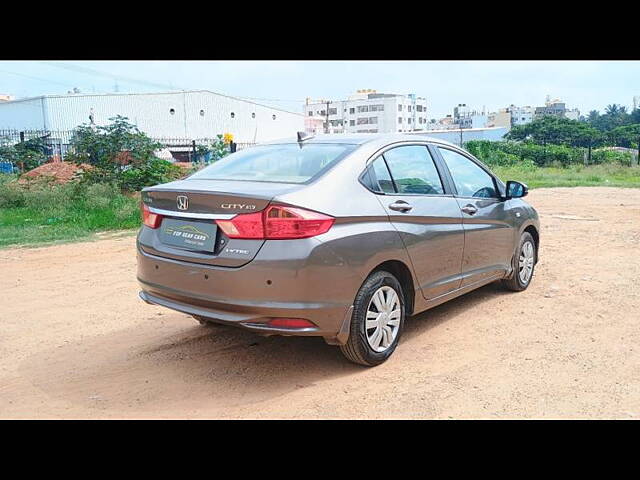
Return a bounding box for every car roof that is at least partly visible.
[261,132,460,149]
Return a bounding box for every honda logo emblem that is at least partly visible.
[176,195,189,210]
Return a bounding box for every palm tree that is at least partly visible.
[605,104,620,116]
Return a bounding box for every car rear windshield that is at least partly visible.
[188,143,357,184]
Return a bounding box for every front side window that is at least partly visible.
[383,145,444,195]
[190,143,357,184]
[438,147,497,198]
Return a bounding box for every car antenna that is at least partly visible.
[297,131,314,143]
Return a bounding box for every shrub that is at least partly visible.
[0,137,47,172]
[590,148,634,166]
[466,140,584,167]
[118,157,183,192]
[66,116,178,191]
[0,177,26,208]
[194,134,231,164]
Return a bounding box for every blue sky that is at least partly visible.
[1,61,638,118]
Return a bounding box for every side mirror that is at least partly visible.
[505,180,528,199]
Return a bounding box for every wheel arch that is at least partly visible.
[370,259,416,316]
[522,224,540,263]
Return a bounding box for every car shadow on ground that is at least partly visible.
[18,281,510,414]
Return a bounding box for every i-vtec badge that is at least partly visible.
[220,203,256,210]
[225,248,250,255]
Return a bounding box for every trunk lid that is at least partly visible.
[138,179,303,267]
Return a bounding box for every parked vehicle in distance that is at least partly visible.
[137,133,539,366]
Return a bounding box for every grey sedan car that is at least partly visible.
[137,133,539,366]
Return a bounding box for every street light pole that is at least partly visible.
[325,100,330,134]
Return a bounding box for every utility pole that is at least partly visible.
[325,100,330,134]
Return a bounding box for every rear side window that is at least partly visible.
[383,145,444,195]
[189,143,357,184]
[438,147,497,198]
[362,157,395,194]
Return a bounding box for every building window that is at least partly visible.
[231,112,235,118]
[416,105,423,112]
[408,106,412,112]
[349,108,355,114]
[169,108,175,115]
[328,108,337,115]
[199,110,205,116]
[398,117,403,123]
[408,118,412,124]
[398,105,403,112]
[272,114,276,120]
[357,105,369,113]
[252,112,256,118]
[308,111,313,116]
[350,120,355,126]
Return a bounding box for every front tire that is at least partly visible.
[502,231,536,291]
[340,270,405,367]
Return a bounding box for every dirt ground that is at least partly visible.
[1,187,639,419]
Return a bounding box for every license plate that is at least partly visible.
[160,218,217,252]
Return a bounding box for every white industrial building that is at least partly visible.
[410,126,509,146]
[304,90,428,134]
[0,90,304,143]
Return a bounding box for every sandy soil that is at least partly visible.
[1,187,639,419]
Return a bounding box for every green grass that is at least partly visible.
[2,163,640,248]
[0,179,141,248]
[491,164,640,189]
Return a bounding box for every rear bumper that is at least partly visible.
[137,240,359,343]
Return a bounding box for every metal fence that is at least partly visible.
[0,129,255,165]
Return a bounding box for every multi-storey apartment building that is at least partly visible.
[535,97,579,120]
[453,104,488,129]
[304,90,428,134]
[507,105,534,126]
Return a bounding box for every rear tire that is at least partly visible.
[340,270,405,367]
[502,231,536,292]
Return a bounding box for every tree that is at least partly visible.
[506,115,601,147]
[67,116,180,191]
[605,104,620,116]
[608,124,640,148]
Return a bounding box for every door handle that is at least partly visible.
[461,204,478,215]
[389,201,413,212]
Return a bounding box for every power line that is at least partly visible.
[39,61,182,91]
[0,68,75,88]
[37,62,307,111]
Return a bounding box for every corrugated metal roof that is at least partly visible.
[0,89,304,116]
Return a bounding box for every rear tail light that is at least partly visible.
[141,203,163,229]
[216,211,264,239]
[216,205,334,240]
[267,318,317,329]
